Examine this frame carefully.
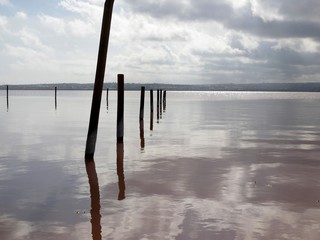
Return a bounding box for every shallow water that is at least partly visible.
[1,90,320,239]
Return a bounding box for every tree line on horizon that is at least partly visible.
[1,82,320,92]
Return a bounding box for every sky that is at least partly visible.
[1,0,320,85]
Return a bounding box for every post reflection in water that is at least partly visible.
[117,143,126,200]
[139,120,145,150]
[85,159,102,240]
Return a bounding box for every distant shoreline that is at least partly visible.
[1,82,320,92]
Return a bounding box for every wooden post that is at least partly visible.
[55,87,57,110]
[157,89,159,122]
[160,89,163,118]
[106,88,109,109]
[150,90,154,113]
[139,86,145,121]
[6,85,9,110]
[85,160,102,239]
[150,90,153,131]
[163,90,166,111]
[116,143,125,200]
[85,0,115,160]
[117,74,124,144]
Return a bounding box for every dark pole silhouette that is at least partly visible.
[150,90,153,131]
[106,88,109,109]
[160,89,163,118]
[6,85,9,111]
[116,143,126,200]
[157,90,160,123]
[139,86,145,121]
[55,87,57,110]
[163,90,166,111]
[117,74,124,144]
[85,0,115,160]
[85,160,102,240]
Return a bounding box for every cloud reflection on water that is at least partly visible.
[1,91,320,239]
[101,155,320,239]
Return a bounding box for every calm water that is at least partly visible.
[1,90,320,239]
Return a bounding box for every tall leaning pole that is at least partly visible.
[85,0,115,160]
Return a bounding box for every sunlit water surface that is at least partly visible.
[1,90,320,239]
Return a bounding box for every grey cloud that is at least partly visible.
[226,15,320,40]
[143,32,189,42]
[123,0,186,19]
[248,41,320,66]
[123,0,320,40]
[229,36,244,51]
[124,0,233,21]
[271,0,320,22]
[118,0,320,84]
[192,40,320,83]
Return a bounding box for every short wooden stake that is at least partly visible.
[157,89,160,122]
[55,87,57,110]
[117,74,124,143]
[106,88,109,109]
[6,85,9,110]
[160,89,163,118]
[163,90,166,111]
[139,86,145,121]
[150,90,154,113]
[150,90,153,131]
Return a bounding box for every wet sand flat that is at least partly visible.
[1,91,320,239]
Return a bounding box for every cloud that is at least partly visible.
[39,14,66,35]
[0,0,102,84]
[15,11,28,20]
[18,29,53,52]
[111,5,318,84]
[56,0,104,37]
[68,19,96,37]
[0,0,10,6]
[1,0,320,84]
[0,15,7,29]
[273,38,320,53]
[124,0,234,21]
[4,44,52,69]
[111,0,320,84]
[250,0,283,21]
[263,0,320,22]
[58,0,103,23]
[225,16,320,40]
[123,0,320,40]
[0,215,35,239]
